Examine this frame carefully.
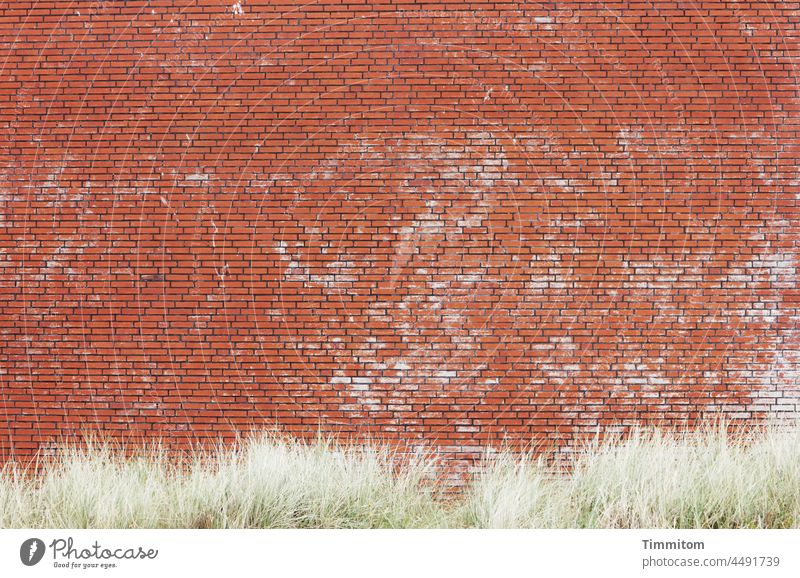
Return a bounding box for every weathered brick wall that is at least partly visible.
[1,1,798,462]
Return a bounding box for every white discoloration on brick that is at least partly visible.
[350,377,373,392]
[617,127,644,147]
[747,252,797,286]
[755,329,800,414]
[744,306,780,324]
[457,213,484,228]
[456,274,483,283]
[739,20,756,36]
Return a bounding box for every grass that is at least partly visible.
[1,423,799,528]
[461,423,800,528]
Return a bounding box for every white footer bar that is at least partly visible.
[1,529,797,577]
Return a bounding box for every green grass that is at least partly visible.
[2,423,799,528]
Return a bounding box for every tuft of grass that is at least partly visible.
[2,423,799,528]
[0,434,449,529]
[461,422,800,528]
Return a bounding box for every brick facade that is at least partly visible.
[1,1,798,462]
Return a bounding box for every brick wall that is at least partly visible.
[1,1,798,463]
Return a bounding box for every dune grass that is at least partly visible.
[461,423,800,528]
[0,435,447,529]
[1,423,799,529]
